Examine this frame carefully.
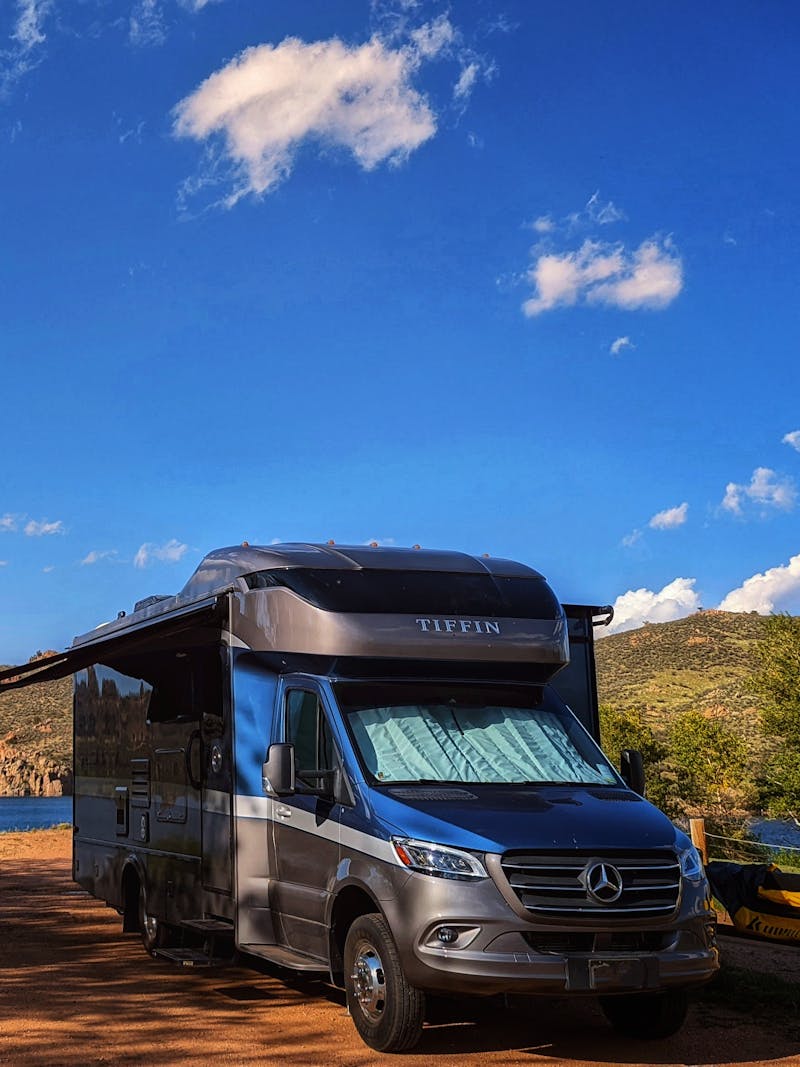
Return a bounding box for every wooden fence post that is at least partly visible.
[689,817,708,865]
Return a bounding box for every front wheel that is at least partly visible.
[344,913,425,1053]
[599,988,689,1039]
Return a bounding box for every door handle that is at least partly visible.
[276,805,292,819]
[185,729,202,790]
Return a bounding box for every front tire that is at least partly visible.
[344,913,425,1053]
[599,988,689,1039]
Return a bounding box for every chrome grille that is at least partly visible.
[500,851,681,919]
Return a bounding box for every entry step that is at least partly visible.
[154,947,229,968]
[179,918,234,934]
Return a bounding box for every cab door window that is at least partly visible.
[285,689,335,792]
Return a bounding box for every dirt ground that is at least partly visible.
[1,829,799,1067]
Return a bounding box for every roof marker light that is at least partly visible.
[327,539,336,545]
[369,541,378,548]
[241,541,249,547]
[412,544,421,550]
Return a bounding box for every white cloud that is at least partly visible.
[610,336,634,356]
[649,502,688,530]
[24,518,64,536]
[134,538,188,568]
[621,528,642,548]
[42,565,55,573]
[363,537,397,546]
[173,26,450,206]
[604,578,701,635]
[531,215,555,234]
[721,467,796,516]
[523,237,682,317]
[81,549,118,566]
[12,0,49,49]
[585,190,626,226]
[782,430,800,453]
[409,14,455,58]
[549,190,627,235]
[590,239,683,310]
[129,0,166,47]
[453,60,478,100]
[0,560,8,567]
[118,119,146,145]
[0,514,18,532]
[719,552,800,614]
[1,0,53,94]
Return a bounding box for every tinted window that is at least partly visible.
[246,568,560,619]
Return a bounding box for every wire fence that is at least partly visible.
[706,829,800,867]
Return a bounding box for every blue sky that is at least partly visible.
[1,0,799,662]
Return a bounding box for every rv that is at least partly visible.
[1,543,718,1052]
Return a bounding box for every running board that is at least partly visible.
[239,943,328,972]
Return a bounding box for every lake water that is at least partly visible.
[0,796,72,832]
[749,817,800,850]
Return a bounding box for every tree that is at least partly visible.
[598,705,682,817]
[750,614,800,822]
[599,705,665,767]
[668,709,748,807]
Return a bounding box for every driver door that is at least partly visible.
[269,679,342,960]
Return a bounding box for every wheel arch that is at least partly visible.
[121,856,145,933]
[329,884,384,987]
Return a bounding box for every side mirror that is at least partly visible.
[620,748,645,796]
[262,743,295,797]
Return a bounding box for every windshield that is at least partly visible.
[334,682,619,786]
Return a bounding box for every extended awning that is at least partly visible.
[0,596,226,694]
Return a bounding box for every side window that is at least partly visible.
[285,689,336,790]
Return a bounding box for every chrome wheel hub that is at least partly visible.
[350,940,386,1022]
[143,913,158,939]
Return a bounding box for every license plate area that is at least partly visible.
[588,957,645,991]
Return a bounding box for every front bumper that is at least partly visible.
[382,866,719,997]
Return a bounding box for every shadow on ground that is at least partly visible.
[1,856,797,1066]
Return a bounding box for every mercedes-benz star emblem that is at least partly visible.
[583,861,624,904]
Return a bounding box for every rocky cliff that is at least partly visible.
[0,655,73,797]
[0,739,73,796]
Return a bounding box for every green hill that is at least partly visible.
[595,610,769,745]
[0,672,72,765]
[0,661,73,796]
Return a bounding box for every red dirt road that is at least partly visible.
[1,830,798,1067]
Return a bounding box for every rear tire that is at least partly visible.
[599,988,688,1039]
[138,883,174,955]
[344,913,425,1053]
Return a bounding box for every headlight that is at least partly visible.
[391,837,487,880]
[679,843,704,880]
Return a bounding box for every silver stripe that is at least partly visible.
[203,788,231,815]
[234,793,398,865]
[235,794,270,819]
